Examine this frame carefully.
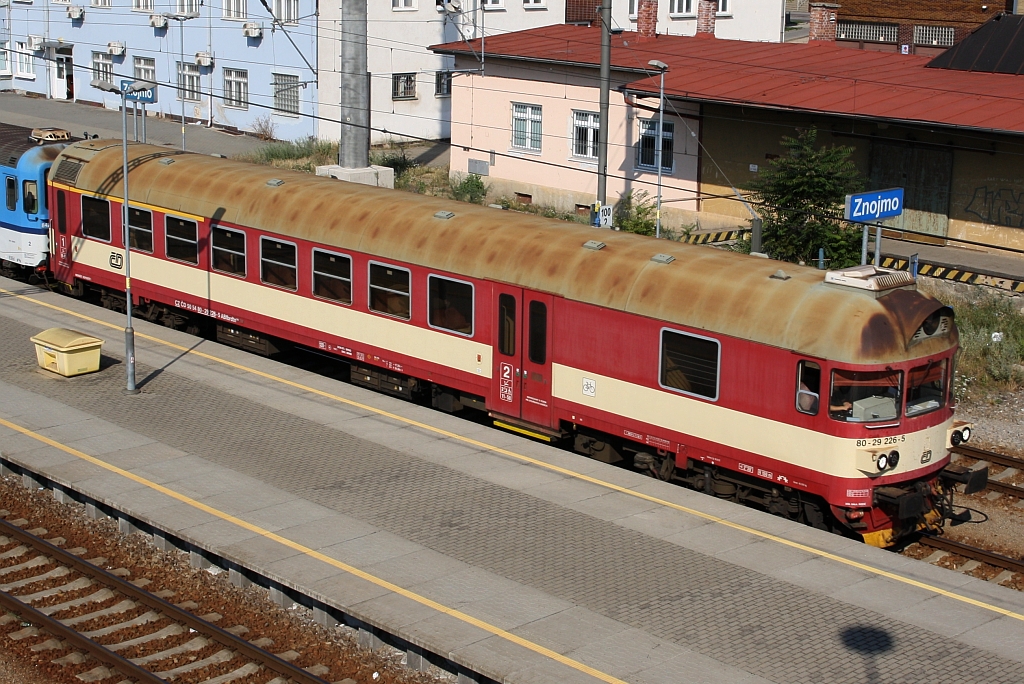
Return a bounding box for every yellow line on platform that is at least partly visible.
[4,286,1024,628]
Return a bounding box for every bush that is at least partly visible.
[449,173,488,204]
[371,148,418,177]
[613,190,657,236]
[237,137,336,169]
[251,114,276,141]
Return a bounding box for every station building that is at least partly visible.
[433,10,1024,252]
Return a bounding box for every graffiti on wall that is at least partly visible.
[965,186,1024,227]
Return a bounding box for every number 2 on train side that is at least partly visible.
[499,362,514,403]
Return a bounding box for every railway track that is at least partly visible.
[952,444,1024,499]
[917,534,1024,576]
[0,516,330,684]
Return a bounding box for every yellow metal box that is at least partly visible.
[30,328,103,377]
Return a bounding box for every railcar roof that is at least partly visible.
[52,140,955,365]
[0,122,39,168]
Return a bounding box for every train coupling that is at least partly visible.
[939,463,988,495]
[874,484,928,520]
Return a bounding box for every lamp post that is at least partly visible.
[163,11,200,151]
[648,59,668,239]
[91,78,151,395]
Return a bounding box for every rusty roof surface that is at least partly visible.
[55,140,955,365]
[432,24,1024,136]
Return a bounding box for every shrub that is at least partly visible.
[371,148,418,177]
[449,173,488,204]
[613,190,657,236]
[251,114,276,141]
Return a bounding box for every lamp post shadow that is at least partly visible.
[841,625,895,684]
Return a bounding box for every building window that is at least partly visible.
[134,56,156,83]
[482,0,503,7]
[913,25,955,47]
[428,275,473,336]
[91,52,112,83]
[166,217,199,264]
[15,43,34,78]
[224,0,246,18]
[628,0,636,17]
[261,237,297,290]
[129,208,153,253]
[660,329,719,401]
[392,0,414,7]
[572,111,599,160]
[369,262,411,320]
[224,68,248,108]
[669,0,693,14]
[523,0,544,6]
[312,249,352,304]
[177,62,201,102]
[212,227,246,277]
[273,0,298,23]
[133,0,154,11]
[717,0,728,13]
[392,73,417,100]
[177,0,200,13]
[836,21,898,43]
[91,0,111,7]
[435,70,452,97]
[272,73,300,114]
[637,119,673,173]
[0,42,9,76]
[81,196,111,242]
[512,103,542,152]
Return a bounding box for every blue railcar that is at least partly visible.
[0,123,67,272]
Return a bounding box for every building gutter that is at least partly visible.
[430,46,650,75]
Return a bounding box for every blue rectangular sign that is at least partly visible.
[121,80,157,104]
[844,187,904,222]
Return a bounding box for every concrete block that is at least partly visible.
[117,517,141,535]
[405,648,430,671]
[457,673,478,684]
[52,488,74,504]
[22,472,43,490]
[0,460,13,477]
[85,502,109,520]
[357,628,383,651]
[315,165,395,189]
[229,568,252,589]
[269,586,289,607]
[189,550,212,570]
[152,531,175,552]
[313,605,335,627]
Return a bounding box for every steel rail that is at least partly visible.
[986,479,1024,499]
[918,534,1024,575]
[0,517,330,684]
[952,444,1024,471]
[0,588,165,684]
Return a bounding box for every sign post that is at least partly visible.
[844,187,904,266]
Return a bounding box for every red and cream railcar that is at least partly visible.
[45,140,983,547]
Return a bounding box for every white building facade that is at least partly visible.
[611,0,786,42]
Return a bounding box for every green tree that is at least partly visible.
[747,128,864,267]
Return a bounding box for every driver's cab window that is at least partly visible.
[829,369,903,422]
[796,361,820,415]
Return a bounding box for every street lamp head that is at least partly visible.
[125,80,152,94]
[90,78,120,94]
[163,11,199,20]
[648,59,669,71]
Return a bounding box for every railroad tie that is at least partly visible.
[200,662,262,684]
[0,565,69,591]
[38,588,115,616]
[19,577,94,602]
[81,610,160,638]
[107,623,185,651]
[0,544,28,560]
[152,648,235,678]
[128,635,208,666]
[0,553,47,573]
[59,599,135,627]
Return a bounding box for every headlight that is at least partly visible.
[876,453,889,471]
[961,426,971,443]
[950,430,963,446]
[888,450,900,469]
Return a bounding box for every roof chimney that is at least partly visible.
[696,0,717,37]
[809,3,840,42]
[637,0,658,40]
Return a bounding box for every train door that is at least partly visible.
[51,188,73,282]
[490,285,522,419]
[520,292,554,427]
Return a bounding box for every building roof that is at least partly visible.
[928,13,1024,75]
[432,24,1024,136]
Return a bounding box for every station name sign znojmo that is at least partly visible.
[844,187,904,222]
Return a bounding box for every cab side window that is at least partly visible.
[796,360,820,415]
[5,177,16,211]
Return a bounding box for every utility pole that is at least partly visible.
[339,0,369,168]
[596,0,611,208]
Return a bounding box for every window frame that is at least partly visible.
[223,68,249,109]
[5,176,16,211]
[272,0,299,23]
[368,260,412,321]
[165,215,200,265]
[497,293,516,357]
[392,73,417,100]
[905,359,947,418]
[637,119,675,173]
[91,51,113,83]
[434,70,452,97]
[668,0,693,15]
[523,0,545,6]
[211,226,247,278]
[658,327,721,402]
[56,190,67,234]
[717,0,730,15]
[511,102,543,152]
[311,248,353,306]
[177,61,202,102]
[392,0,415,8]
[223,0,247,19]
[795,360,821,416]
[22,180,38,215]
[259,235,298,291]
[128,206,153,254]
[0,42,10,77]
[15,42,34,79]
[427,274,474,338]
[272,73,300,115]
[132,0,155,11]
[133,56,156,83]
[828,368,904,424]
[571,110,600,161]
[81,196,112,243]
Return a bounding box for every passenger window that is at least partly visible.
[906,359,946,417]
[166,217,199,264]
[660,329,719,400]
[312,249,352,304]
[829,369,903,422]
[212,227,246,277]
[429,275,473,335]
[56,191,66,234]
[498,293,516,356]
[22,181,37,214]
[528,300,547,364]
[129,208,153,253]
[5,177,15,211]
[796,360,820,415]
[261,237,297,290]
[368,262,410,319]
[81,196,111,241]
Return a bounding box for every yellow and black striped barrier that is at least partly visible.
[878,256,1024,294]
[685,229,750,245]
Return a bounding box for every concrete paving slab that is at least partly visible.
[274,515,379,551]
[36,417,123,444]
[510,606,631,655]
[828,574,940,616]
[662,518,761,557]
[884,593,1000,638]
[563,490,662,522]
[350,591,450,633]
[243,498,336,533]
[614,504,713,540]
[464,461,571,492]
[181,518,262,549]
[634,648,777,684]
[364,548,470,589]
[565,627,690,679]
[454,584,573,633]
[221,532,305,568]
[199,486,299,516]
[264,552,349,588]
[65,431,157,456]
[453,635,577,684]
[714,538,816,575]
[309,570,393,610]
[3,445,84,472]
[318,530,424,568]
[954,614,1024,663]
[767,555,875,595]
[518,475,609,507]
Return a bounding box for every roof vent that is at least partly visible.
[434,210,455,220]
[770,269,791,281]
[266,178,284,187]
[651,253,675,264]
[825,265,915,292]
[583,240,606,250]
[158,158,175,165]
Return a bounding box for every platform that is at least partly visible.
[1,276,1024,684]
[876,237,1024,292]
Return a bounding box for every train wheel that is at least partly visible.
[802,501,829,531]
[657,454,675,481]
